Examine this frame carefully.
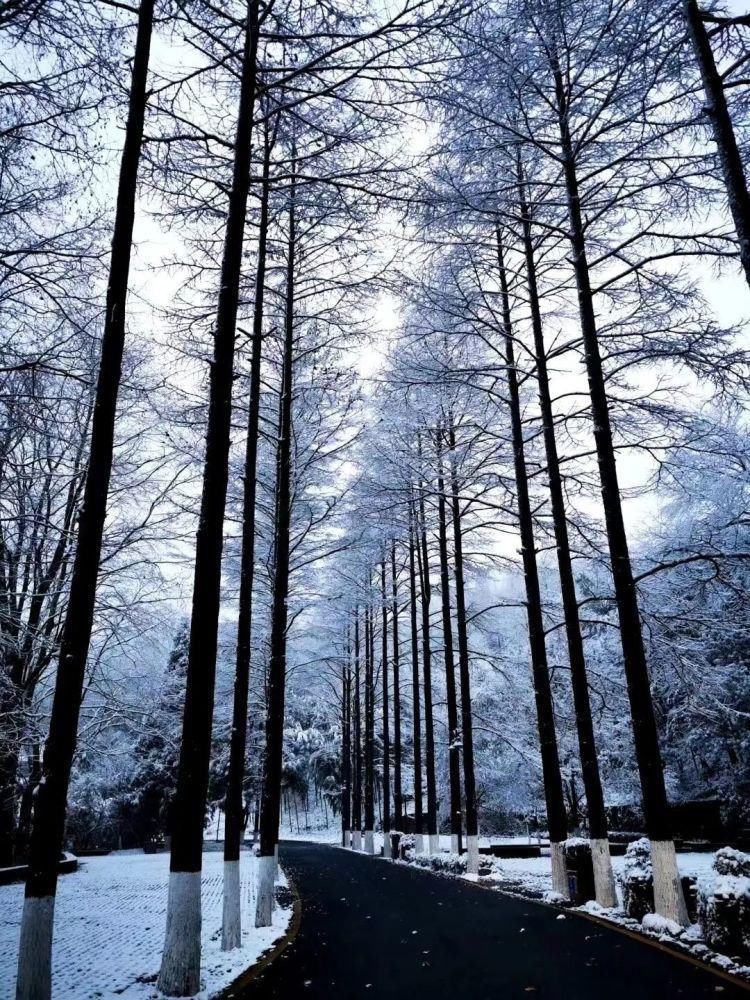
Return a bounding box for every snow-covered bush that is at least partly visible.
[620,838,654,921]
[409,851,495,877]
[412,852,466,875]
[698,848,750,960]
[714,847,750,878]
[620,838,700,923]
[563,837,595,904]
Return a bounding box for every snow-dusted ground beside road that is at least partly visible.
[0,850,291,1000]
[484,850,717,900]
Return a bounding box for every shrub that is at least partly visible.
[409,851,494,877]
[698,848,750,960]
[619,838,698,923]
[621,838,654,921]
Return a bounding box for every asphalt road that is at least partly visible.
[240,841,747,999]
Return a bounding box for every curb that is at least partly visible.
[217,873,302,998]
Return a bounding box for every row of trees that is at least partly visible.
[328,0,750,928]
[1,0,748,996]
[4,0,460,997]
[338,438,482,872]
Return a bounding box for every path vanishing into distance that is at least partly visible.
[239,842,748,1000]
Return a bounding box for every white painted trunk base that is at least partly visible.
[364,830,374,854]
[221,859,241,951]
[466,835,480,875]
[16,895,55,1000]
[382,836,392,859]
[254,854,276,928]
[428,833,440,855]
[352,830,362,851]
[414,833,424,854]
[344,829,351,848]
[651,839,690,926]
[590,838,618,909]
[450,834,459,855]
[273,844,281,884]
[550,841,570,899]
[157,871,202,997]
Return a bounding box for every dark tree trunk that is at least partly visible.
[495,230,568,893]
[222,118,272,950]
[390,540,403,830]
[380,559,390,839]
[416,442,438,847]
[550,60,688,922]
[342,632,352,846]
[0,682,24,866]
[353,610,362,844]
[3,454,83,867]
[259,184,296,850]
[516,174,617,905]
[17,5,156,997]
[159,4,261,987]
[408,504,423,841]
[684,0,750,288]
[364,602,375,841]
[255,144,296,926]
[15,742,40,864]
[447,418,478,865]
[435,429,462,854]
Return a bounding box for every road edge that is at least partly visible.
[216,873,302,998]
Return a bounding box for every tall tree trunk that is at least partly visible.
[0,681,24,866]
[342,631,352,847]
[0,742,18,867]
[380,559,391,856]
[516,172,616,907]
[495,229,569,898]
[435,429,463,856]
[15,741,40,864]
[550,57,689,925]
[352,610,362,850]
[408,504,424,851]
[364,601,375,853]
[2,454,83,868]
[447,418,479,874]
[416,445,439,853]
[158,4,260,988]
[222,117,272,952]
[684,0,750,289]
[254,145,296,929]
[16,5,155,997]
[390,540,403,831]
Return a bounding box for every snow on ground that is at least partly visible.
[484,851,717,902]
[277,826,339,844]
[0,850,292,1000]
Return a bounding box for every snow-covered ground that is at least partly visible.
[279,826,340,844]
[0,850,292,1000]
[484,850,717,901]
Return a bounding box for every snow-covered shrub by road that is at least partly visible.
[699,848,750,961]
[408,850,494,877]
[620,838,654,921]
[619,838,698,923]
[0,850,292,999]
